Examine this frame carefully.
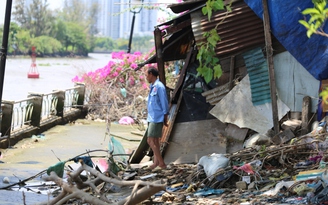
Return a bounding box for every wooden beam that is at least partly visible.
[301,96,311,135]
[262,0,280,135]
[171,48,193,101]
[161,89,183,157]
[154,27,166,86]
[229,56,235,90]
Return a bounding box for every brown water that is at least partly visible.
[0,119,141,204]
[3,53,112,101]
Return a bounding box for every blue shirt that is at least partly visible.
[147,79,169,123]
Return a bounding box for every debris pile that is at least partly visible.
[3,119,328,205]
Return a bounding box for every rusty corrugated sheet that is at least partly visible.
[167,0,205,14]
[191,1,265,58]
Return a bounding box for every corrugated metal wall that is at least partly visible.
[243,48,271,106]
[190,1,265,58]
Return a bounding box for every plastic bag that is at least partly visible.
[108,136,128,163]
[197,153,229,180]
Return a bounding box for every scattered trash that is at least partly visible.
[197,153,229,180]
[118,116,134,125]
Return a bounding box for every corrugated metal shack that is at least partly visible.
[130,0,320,165]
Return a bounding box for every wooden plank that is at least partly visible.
[163,119,227,164]
[225,123,248,153]
[161,90,183,157]
[272,128,295,145]
[202,82,230,97]
[172,48,193,101]
[229,56,235,90]
[205,87,230,102]
[155,28,166,86]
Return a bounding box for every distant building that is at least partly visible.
[23,0,159,39]
[91,0,159,39]
[86,0,158,39]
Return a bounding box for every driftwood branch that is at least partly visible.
[40,161,166,205]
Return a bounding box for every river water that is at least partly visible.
[2,53,112,101]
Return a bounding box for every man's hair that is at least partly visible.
[147,67,159,77]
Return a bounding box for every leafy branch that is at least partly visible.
[196,0,232,83]
[299,0,328,104]
[299,0,328,38]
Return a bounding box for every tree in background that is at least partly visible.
[31,36,62,56]
[64,22,88,55]
[130,35,154,53]
[15,29,31,54]
[13,0,55,37]
[60,0,99,53]
[94,37,116,52]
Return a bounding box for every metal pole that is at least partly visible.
[0,0,13,135]
[0,0,12,104]
[127,12,136,54]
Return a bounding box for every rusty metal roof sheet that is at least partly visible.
[167,0,205,14]
[191,1,265,58]
[138,0,272,69]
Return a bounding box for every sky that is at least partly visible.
[0,0,62,25]
[0,0,178,26]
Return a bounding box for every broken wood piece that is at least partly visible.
[281,119,302,132]
[271,129,295,145]
[41,162,166,205]
[301,96,311,135]
[201,83,230,98]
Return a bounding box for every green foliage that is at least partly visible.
[31,36,62,55]
[196,0,230,83]
[15,30,31,54]
[116,39,129,51]
[320,87,328,105]
[202,0,225,21]
[95,37,116,52]
[130,35,154,53]
[63,22,88,53]
[299,0,328,37]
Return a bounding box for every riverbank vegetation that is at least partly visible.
[0,0,155,57]
[72,50,180,122]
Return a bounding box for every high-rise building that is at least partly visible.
[99,0,159,39]
[23,0,159,39]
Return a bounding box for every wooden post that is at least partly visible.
[301,96,311,135]
[229,56,235,90]
[154,27,166,86]
[262,0,280,135]
[1,101,14,137]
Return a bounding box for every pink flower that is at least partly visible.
[134,51,142,56]
[131,63,137,69]
[72,75,82,82]
[112,71,119,77]
[142,82,148,90]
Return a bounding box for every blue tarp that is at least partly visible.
[244,0,328,81]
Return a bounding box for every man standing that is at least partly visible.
[145,67,169,170]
